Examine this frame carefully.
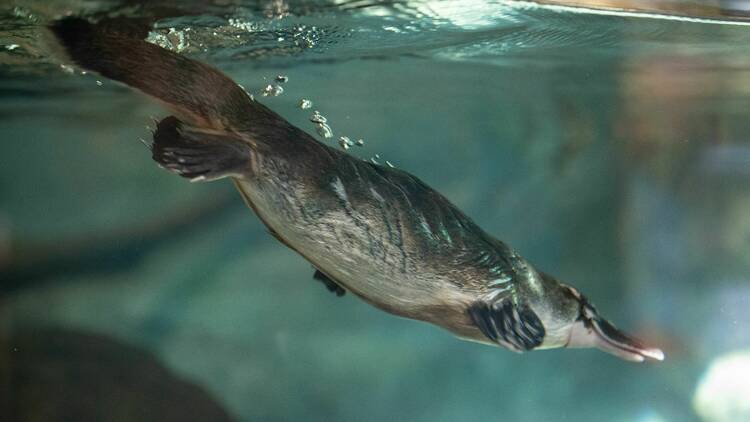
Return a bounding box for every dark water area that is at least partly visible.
[2,1,750,421]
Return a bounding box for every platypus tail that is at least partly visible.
[48,17,277,132]
[48,17,311,182]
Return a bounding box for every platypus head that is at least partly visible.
[535,274,664,362]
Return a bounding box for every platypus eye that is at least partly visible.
[564,286,598,323]
[563,284,582,301]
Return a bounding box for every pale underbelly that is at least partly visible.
[232,178,473,318]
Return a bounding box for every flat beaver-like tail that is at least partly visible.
[49,17,277,132]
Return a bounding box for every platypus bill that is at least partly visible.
[50,17,663,362]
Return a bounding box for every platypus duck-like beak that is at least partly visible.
[568,314,665,362]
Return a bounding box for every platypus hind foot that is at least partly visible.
[151,116,252,182]
[313,270,346,297]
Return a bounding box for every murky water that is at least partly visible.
[2,1,750,421]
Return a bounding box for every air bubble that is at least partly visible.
[316,123,333,139]
[261,84,284,97]
[339,136,352,150]
[310,111,327,124]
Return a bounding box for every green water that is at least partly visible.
[2,1,750,421]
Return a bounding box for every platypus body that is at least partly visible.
[50,18,663,362]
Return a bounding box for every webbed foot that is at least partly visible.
[313,270,346,297]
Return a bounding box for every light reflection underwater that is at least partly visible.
[694,349,750,422]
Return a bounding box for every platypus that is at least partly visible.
[49,17,663,362]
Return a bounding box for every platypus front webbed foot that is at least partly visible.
[468,298,546,352]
